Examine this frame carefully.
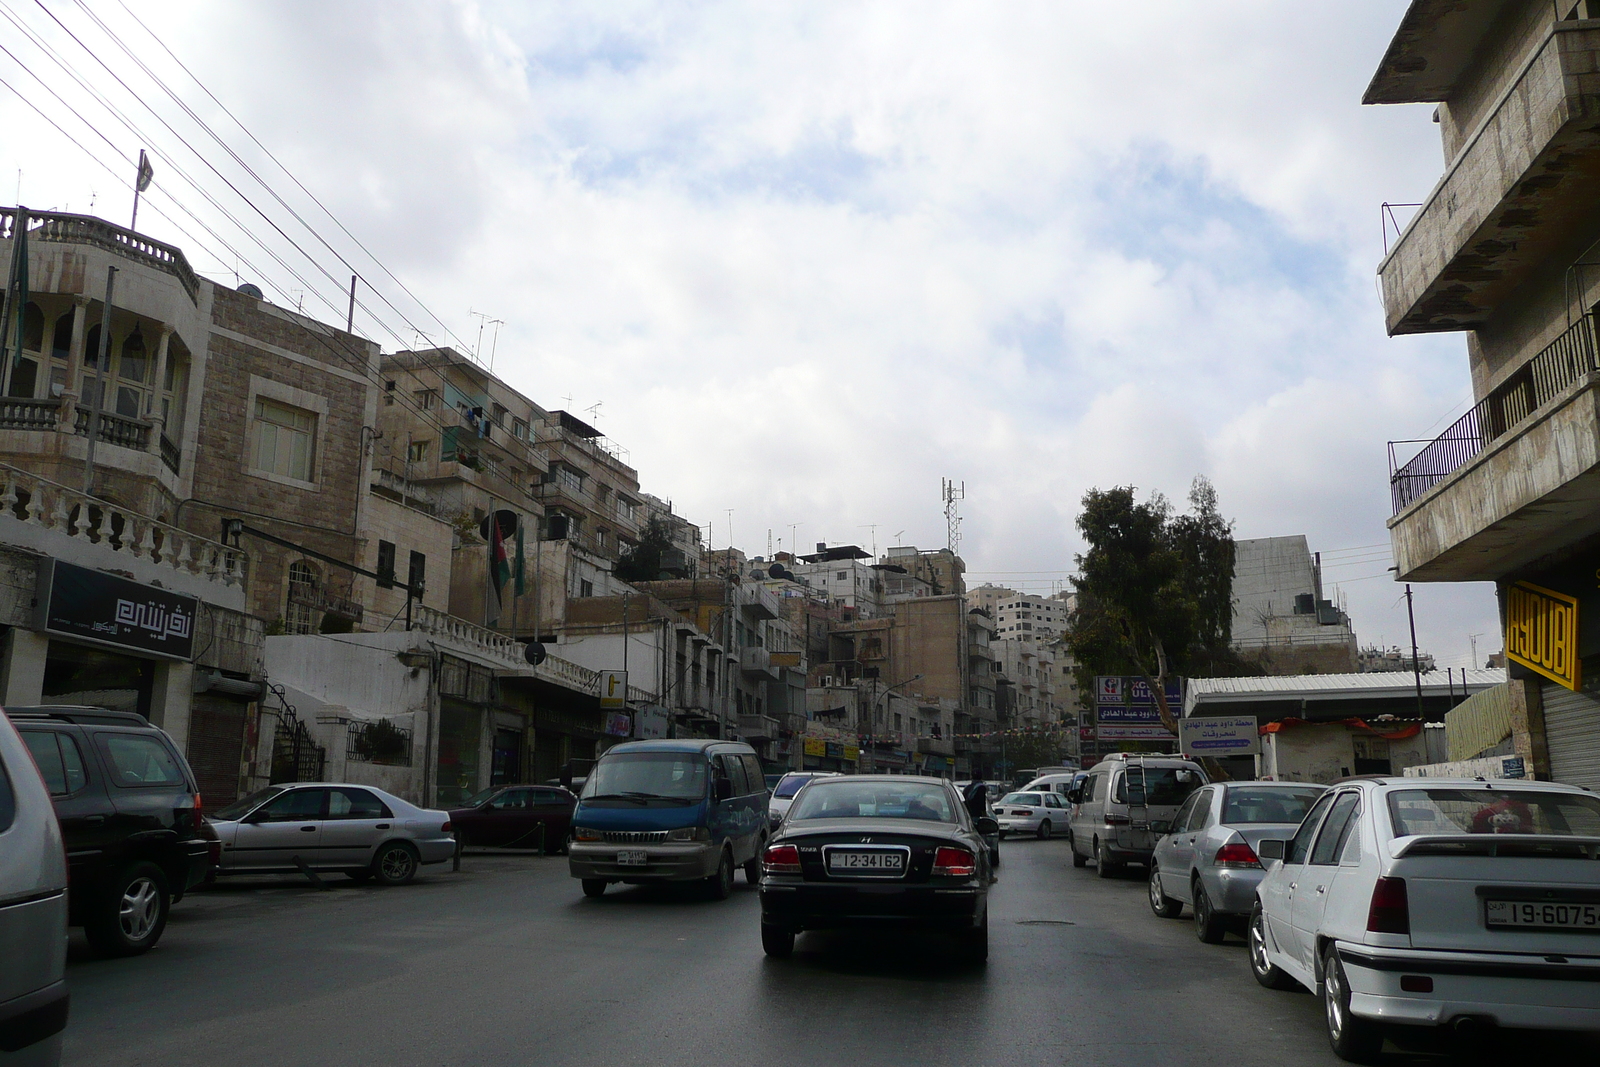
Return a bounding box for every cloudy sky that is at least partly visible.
[0,0,1501,667]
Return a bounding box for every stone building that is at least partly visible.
[1231,535,1358,675]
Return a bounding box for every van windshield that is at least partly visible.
[581,752,707,803]
[1113,768,1201,807]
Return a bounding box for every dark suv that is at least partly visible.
[8,706,210,957]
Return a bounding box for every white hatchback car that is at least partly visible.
[1249,776,1600,1062]
[995,791,1071,839]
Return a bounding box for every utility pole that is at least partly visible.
[346,275,358,333]
[83,266,116,496]
[1405,583,1424,718]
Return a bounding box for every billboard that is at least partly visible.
[1178,716,1260,755]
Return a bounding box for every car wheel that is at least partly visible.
[761,923,795,958]
[1095,838,1120,878]
[1248,902,1299,991]
[1193,878,1227,943]
[1070,832,1087,868]
[962,912,989,965]
[1147,864,1182,918]
[371,842,419,886]
[990,847,1000,869]
[706,848,734,901]
[1323,943,1384,1063]
[581,879,607,898]
[1036,819,1052,840]
[84,861,170,957]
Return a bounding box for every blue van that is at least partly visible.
[567,739,770,900]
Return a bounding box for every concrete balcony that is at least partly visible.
[740,645,779,680]
[737,714,779,741]
[916,736,954,758]
[1388,321,1600,581]
[737,583,779,620]
[1378,23,1600,334]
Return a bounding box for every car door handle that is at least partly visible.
[1316,885,1325,894]
[375,824,390,830]
[299,825,317,832]
[82,815,105,824]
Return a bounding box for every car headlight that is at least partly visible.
[668,826,710,843]
[573,826,602,842]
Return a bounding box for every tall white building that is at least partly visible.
[993,593,1069,642]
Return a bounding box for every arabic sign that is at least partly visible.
[1097,704,1165,725]
[804,737,826,757]
[603,712,633,737]
[37,559,197,660]
[1094,677,1183,723]
[599,669,628,709]
[633,705,668,740]
[1178,716,1260,755]
[1097,725,1180,740]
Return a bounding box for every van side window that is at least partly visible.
[1092,773,1109,801]
[718,754,748,796]
[741,754,764,795]
[20,730,87,796]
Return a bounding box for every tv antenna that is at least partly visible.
[585,401,604,423]
[942,478,965,554]
[858,524,878,559]
[470,310,505,369]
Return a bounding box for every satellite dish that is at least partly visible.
[768,563,785,579]
[477,509,519,541]
[237,282,264,299]
[524,641,547,666]
[781,569,796,582]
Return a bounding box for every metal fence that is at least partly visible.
[346,719,413,766]
[1389,312,1600,514]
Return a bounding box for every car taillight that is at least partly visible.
[192,793,204,832]
[763,844,801,875]
[440,820,452,833]
[1213,843,1261,869]
[932,846,975,878]
[1367,877,1410,935]
[1105,813,1130,825]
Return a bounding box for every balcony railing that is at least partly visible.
[1389,313,1600,514]
[74,407,151,451]
[2,207,200,304]
[0,397,61,431]
[159,433,180,474]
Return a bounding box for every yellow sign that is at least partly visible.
[803,737,826,757]
[1505,581,1580,690]
[599,670,628,709]
[843,745,860,762]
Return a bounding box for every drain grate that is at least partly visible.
[1015,919,1076,926]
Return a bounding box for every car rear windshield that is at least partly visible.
[1222,787,1325,825]
[1388,788,1600,838]
[582,752,708,800]
[1112,768,1202,806]
[788,781,956,823]
[1001,793,1042,805]
[773,775,818,799]
[95,733,186,787]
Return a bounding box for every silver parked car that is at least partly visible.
[207,783,455,885]
[767,771,841,831]
[1147,781,1326,942]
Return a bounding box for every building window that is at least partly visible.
[579,579,594,598]
[286,560,320,635]
[512,418,528,440]
[557,466,584,492]
[407,440,429,463]
[253,397,316,482]
[377,541,396,588]
[416,389,437,410]
[408,550,426,595]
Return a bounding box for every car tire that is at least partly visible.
[963,912,989,965]
[581,879,607,898]
[1248,902,1299,991]
[761,923,795,958]
[1070,833,1087,868]
[1193,878,1228,943]
[990,847,1000,869]
[1323,944,1384,1063]
[1147,864,1182,918]
[84,861,170,957]
[706,848,734,901]
[371,842,420,886]
[1095,838,1120,878]
[1036,819,1051,840]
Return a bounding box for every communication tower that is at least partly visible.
[942,478,965,555]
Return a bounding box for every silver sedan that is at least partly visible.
[206,783,456,885]
[1147,781,1326,942]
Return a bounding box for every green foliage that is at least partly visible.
[614,517,677,583]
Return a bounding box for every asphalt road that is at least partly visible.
[60,837,1596,1067]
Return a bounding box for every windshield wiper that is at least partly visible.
[620,791,693,805]
[584,793,651,804]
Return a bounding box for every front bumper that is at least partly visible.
[568,841,718,883]
[1338,942,1600,1031]
[760,879,984,932]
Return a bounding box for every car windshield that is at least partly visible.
[1001,793,1042,805]
[1387,788,1600,837]
[211,785,285,821]
[1113,767,1202,806]
[787,781,956,822]
[581,752,708,801]
[773,775,818,799]
[1222,787,1325,825]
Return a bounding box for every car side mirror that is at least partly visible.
[975,816,999,837]
[1067,788,1083,804]
[713,778,733,802]
[1257,839,1286,861]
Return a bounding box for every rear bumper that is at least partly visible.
[997,816,1043,834]
[1338,943,1600,1031]
[0,980,68,1054]
[1199,866,1265,916]
[414,837,457,865]
[568,841,719,882]
[759,881,984,932]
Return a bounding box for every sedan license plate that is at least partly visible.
[1485,900,1600,931]
[828,850,904,874]
[617,850,648,866]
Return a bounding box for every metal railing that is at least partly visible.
[3,207,200,304]
[1389,312,1600,513]
[346,719,412,766]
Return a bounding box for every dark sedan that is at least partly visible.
[758,775,997,963]
[448,784,576,853]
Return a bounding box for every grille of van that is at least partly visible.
[601,830,670,844]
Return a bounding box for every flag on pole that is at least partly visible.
[135,150,154,192]
[489,514,511,605]
[514,521,526,597]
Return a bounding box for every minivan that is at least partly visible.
[567,739,769,900]
[1067,753,1206,876]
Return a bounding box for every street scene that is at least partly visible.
[4,2,1600,1065]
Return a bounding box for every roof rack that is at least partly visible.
[4,705,151,727]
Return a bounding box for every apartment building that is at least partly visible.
[992,593,1069,642]
[1371,1,1600,788]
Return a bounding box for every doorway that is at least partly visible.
[491,727,523,786]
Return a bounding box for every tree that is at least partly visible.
[613,517,677,583]
[1066,477,1245,735]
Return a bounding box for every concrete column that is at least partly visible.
[149,661,194,752]
[146,323,173,453]
[56,296,89,434]
[0,628,49,705]
[1508,677,1552,780]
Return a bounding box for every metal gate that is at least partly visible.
[1542,682,1600,792]
[267,683,325,784]
[189,693,248,804]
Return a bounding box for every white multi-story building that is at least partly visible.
[993,593,1069,642]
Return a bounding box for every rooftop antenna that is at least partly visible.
[788,523,802,559]
[585,401,603,422]
[1468,632,1484,669]
[893,529,905,544]
[942,478,965,555]
[767,529,773,557]
[858,524,878,559]
[725,509,735,550]
[561,393,575,410]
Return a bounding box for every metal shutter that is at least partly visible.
[188,694,249,805]
[1542,683,1600,792]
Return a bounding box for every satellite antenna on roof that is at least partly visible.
[586,402,603,422]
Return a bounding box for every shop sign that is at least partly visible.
[1127,678,1183,707]
[1097,725,1178,740]
[844,745,860,762]
[603,712,633,737]
[36,559,196,660]
[1097,704,1164,725]
[599,669,628,709]
[633,705,668,739]
[1505,581,1580,690]
[1095,677,1124,704]
[825,741,843,758]
[1178,715,1260,755]
[804,737,827,757]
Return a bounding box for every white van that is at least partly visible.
[1066,753,1205,878]
[1020,772,1085,799]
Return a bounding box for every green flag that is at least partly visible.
[489,514,511,604]
[514,521,526,597]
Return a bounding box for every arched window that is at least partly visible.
[120,328,147,383]
[21,303,42,352]
[84,324,103,369]
[51,312,72,360]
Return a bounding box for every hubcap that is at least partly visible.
[382,849,412,879]
[1250,916,1270,973]
[1326,960,1345,1039]
[1149,869,1162,907]
[119,877,160,940]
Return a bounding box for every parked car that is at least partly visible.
[995,790,1072,840]
[768,772,841,832]
[1249,777,1600,1062]
[10,706,209,957]
[758,775,997,962]
[207,783,455,885]
[448,784,575,852]
[1066,753,1206,876]
[1019,771,1085,799]
[567,739,769,900]
[1147,781,1327,942]
[0,709,69,1065]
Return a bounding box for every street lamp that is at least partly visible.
[861,672,922,774]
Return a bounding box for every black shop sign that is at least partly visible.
[36,559,198,660]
